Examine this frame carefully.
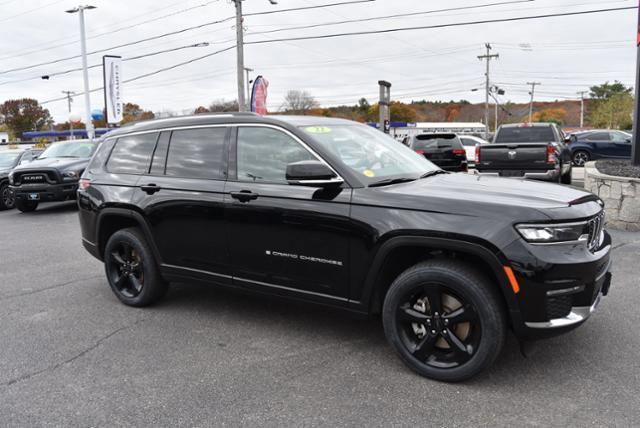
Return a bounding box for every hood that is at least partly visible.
[353,173,601,222]
[0,168,10,178]
[12,157,89,172]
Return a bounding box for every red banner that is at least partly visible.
[250,76,269,115]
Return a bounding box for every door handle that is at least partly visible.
[230,190,259,202]
[140,183,161,195]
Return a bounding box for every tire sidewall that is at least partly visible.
[104,228,164,307]
[0,182,13,210]
[383,263,505,382]
[15,199,38,212]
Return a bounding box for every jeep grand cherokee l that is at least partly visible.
[78,113,612,382]
[9,139,97,212]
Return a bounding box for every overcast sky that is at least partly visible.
[0,0,636,123]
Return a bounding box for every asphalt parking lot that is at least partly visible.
[1,201,639,426]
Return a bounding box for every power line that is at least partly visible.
[244,6,637,45]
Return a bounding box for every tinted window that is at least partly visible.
[237,127,316,183]
[459,137,477,147]
[585,132,610,141]
[412,134,463,151]
[107,134,158,174]
[165,128,227,179]
[87,139,113,173]
[495,127,555,143]
[610,132,629,143]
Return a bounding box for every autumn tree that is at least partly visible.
[0,98,52,138]
[208,99,239,112]
[121,103,155,124]
[281,90,319,114]
[532,108,567,125]
[366,102,417,123]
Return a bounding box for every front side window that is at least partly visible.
[165,128,227,179]
[236,127,316,183]
[0,152,20,169]
[300,123,437,183]
[107,133,158,174]
[585,132,610,142]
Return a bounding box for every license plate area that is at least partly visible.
[28,193,40,200]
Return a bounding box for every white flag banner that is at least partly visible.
[103,55,123,124]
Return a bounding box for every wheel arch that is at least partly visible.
[96,207,163,264]
[362,236,522,329]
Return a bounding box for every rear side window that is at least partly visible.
[460,137,477,147]
[495,127,555,143]
[165,127,227,179]
[107,133,158,174]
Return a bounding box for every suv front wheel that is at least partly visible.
[104,227,168,307]
[15,199,38,212]
[382,259,506,382]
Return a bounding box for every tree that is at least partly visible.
[587,81,634,129]
[121,103,155,124]
[532,108,567,125]
[366,102,417,123]
[0,98,52,138]
[281,90,319,114]
[194,106,210,114]
[357,97,370,113]
[208,99,239,112]
[589,81,632,100]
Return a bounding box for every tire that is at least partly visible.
[15,199,38,212]
[104,227,168,307]
[382,259,506,382]
[0,182,15,210]
[572,150,590,167]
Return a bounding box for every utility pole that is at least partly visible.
[527,81,541,123]
[62,90,75,139]
[233,0,246,112]
[66,5,97,140]
[478,43,499,140]
[378,80,391,134]
[577,91,587,128]
[632,0,640,166]
[244,67,253,108]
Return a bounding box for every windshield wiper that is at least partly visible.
[419,170,449,179]
[368,177,416,188]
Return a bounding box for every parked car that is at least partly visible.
[458,135,489,166]
[0,147,40,210]
[408,133,468,172]
[9,139,97,212]
[567,130,633,166]
[78,113,611,382]
[476,123,572,184]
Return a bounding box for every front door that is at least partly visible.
[225,125,352,303]
[610,131,632,158]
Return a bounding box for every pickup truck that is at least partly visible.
[475,123,572,184]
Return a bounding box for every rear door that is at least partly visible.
[132,126,231,282]
[225,125,352,303]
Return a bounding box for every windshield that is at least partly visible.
[411,134,463,151]
[39,141,96,159]
[300,124,438,183]
[495,126,555,143]
[0,152,21,169]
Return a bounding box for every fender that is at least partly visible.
[358,235,524,330]
[95,206,164,264]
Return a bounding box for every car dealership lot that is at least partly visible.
[1,202,639,426]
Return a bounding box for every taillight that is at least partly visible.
[79,178,91,190]
[452,149,466,155]
[475,145,481,163]
[416,149,425,155]
[547,144,556,164]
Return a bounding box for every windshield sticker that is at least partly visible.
[363,169,375,178]
[304,126,332,134]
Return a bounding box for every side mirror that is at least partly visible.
[286,160,343,187]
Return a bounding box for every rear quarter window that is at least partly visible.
[87,139,114,173]
[106,133,159,174]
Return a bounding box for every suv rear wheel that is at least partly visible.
[382,259,506,382]
[104,227,168,307]
[572,150,590,167]
[15,199,38,212]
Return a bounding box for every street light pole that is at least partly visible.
[527,81,541,123]
[66,5,96,140]
[478,43,499,140]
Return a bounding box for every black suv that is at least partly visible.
[9,139,97,212]
[78,113,612,382]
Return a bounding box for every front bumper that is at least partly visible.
[503,230,612,340]
[10,181,79,202]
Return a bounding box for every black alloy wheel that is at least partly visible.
[0,182,15,210]
[104,228,168,307]
[383,260,506,382]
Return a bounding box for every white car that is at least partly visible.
[459,135,489,165]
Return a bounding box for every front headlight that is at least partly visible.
[62,170,79,179]
[8,172,14,185]
[515,222,588,243]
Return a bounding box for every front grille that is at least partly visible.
[586,211,604,253]
[14,171,58,185]
[547,295,572,319]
